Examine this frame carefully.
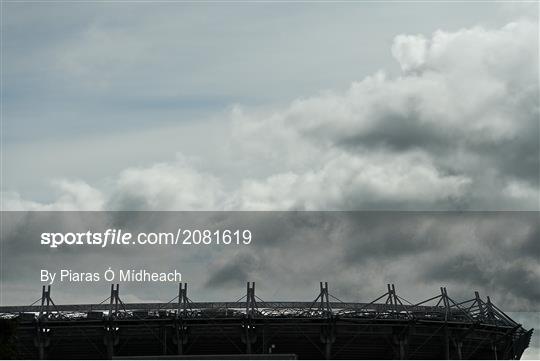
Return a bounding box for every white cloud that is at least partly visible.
[108,160,225,210]
[3,180,104,211]
[391,34,428,72]
[234,151,470,211]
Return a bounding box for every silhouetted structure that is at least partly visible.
[0,283,533,359]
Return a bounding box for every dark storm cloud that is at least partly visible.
[336,105,539,189]
[518,223,540,259]
[2,212,538,310]
[338,214,445,262]
[205,253,260,289]
[235,212,532,311]
[424,254,540,306]
[337,111,455,154]
[498,264,540,303]
[425,254,490,285]
[475,130,540,186]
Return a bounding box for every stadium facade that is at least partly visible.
[0,283,533,359]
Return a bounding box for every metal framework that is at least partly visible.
[0,283,533,360]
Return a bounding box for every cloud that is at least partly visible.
[205,252,261,289]
[233,150,470,210]
[231,20,538,211]
[3,19,538,213]
[391,34,428,72]
[3,180,104,211]
[107,159,225,211]
[3,211,538,309]
[197,212,540,309]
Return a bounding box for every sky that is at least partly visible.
[0,1,539,358]
[1,1,538,211]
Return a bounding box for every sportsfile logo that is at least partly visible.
[40,229,253,248]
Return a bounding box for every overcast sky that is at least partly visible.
[1,2,538,211]
[1,2,539,358]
